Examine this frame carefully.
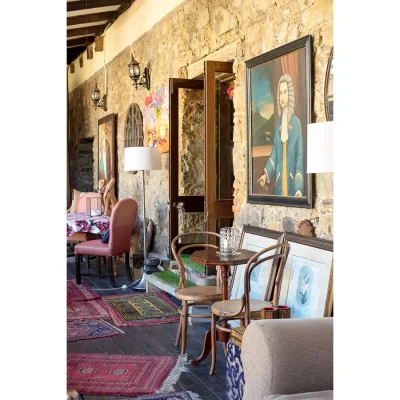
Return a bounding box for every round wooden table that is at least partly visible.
[189,248,257,365]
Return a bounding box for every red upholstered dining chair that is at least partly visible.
[74,198,138,287]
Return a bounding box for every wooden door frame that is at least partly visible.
[169,78,205,255]
[204,61,235,236]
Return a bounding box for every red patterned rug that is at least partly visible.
[67,299,111,322]
[102,292,180,327]
[67,320,124,342]
[67,280,100,303]
[67,353,186,396]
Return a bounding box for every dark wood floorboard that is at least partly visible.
[67,258,225,399]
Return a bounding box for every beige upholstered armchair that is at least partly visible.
[241,318,333,400]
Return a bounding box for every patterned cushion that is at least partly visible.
[226,340,245,400]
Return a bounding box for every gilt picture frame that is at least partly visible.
[98,113,117,190]
[278,233,333,318]
[246,35,313,208]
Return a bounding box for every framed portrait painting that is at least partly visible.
[246,35,312,208]
[98,113,117,188]
[278,233,333,318]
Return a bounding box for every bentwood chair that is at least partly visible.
[209,238,290,375]
[74,198,138,287]
[172,232,224,356]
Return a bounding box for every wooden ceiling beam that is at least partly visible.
[67,37,96,48]
[67,11,116,26]
[67,24,105,38]
[67,0,132,12]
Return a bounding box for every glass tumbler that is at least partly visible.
[219,227,240,254]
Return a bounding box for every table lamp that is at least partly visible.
[124,146,162,290]
[307,121,334,208]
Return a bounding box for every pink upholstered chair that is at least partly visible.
[75,192,103,213]
[74,198,138,287]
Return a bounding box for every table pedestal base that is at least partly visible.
[190,325,231,365]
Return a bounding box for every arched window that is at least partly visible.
[124,103,144,147]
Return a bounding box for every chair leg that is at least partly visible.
[107,256,117,288]
[86,255,90,269]
[96,256,101,275]
[125,252,132,282]
[175,316,182,347]
[75,254,81,285]
[210,313,217,375]
[181,301,188,355]
[223,341,227,355]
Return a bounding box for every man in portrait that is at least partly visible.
[257,74,304,197]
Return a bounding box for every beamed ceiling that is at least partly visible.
[67,0,136,65]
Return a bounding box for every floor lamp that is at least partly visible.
[124,146,162,290]
[307,121,334,209]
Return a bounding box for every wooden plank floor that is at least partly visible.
[67,257,226,400]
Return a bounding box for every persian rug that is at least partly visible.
[102,292,180,327]
[67,279,100,303]
[67,299,111,322]
[67,320,124,342]
[67,353,186,396]
[126,391,202,400]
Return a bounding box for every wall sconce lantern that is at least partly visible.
[128,54,150,90]
[91,82,107,111]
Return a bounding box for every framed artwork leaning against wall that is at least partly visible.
[246,35,313,208]
[98,113,117,192]
[230,225,284,302]
[278,233,333,318]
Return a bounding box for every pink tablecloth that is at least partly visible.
[67,212,110,237]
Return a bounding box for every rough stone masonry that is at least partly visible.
[68,0,333,255]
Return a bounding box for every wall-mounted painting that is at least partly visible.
[98,113,117,189]
[144,86,169,153]
[278,233,333,318]
[246,35,312,208]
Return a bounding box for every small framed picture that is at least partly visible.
[278,233,333,318]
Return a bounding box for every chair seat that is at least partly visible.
[175,286,222,301]
[212,299,272,317]
[74,239,112,256]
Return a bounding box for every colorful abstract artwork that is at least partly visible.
[144,86,169,153]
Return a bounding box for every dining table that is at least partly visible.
[188,248,257,365]
[67,212,121,275]
[67,212,110,237]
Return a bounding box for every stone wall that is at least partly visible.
[68,0,334,255]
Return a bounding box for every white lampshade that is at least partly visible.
[124,147,162,171]
[307,121,334,173]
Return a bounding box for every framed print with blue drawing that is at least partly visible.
[278,233,333,318]
[230,225,283,302]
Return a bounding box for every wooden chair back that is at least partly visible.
[171,231,220,289]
